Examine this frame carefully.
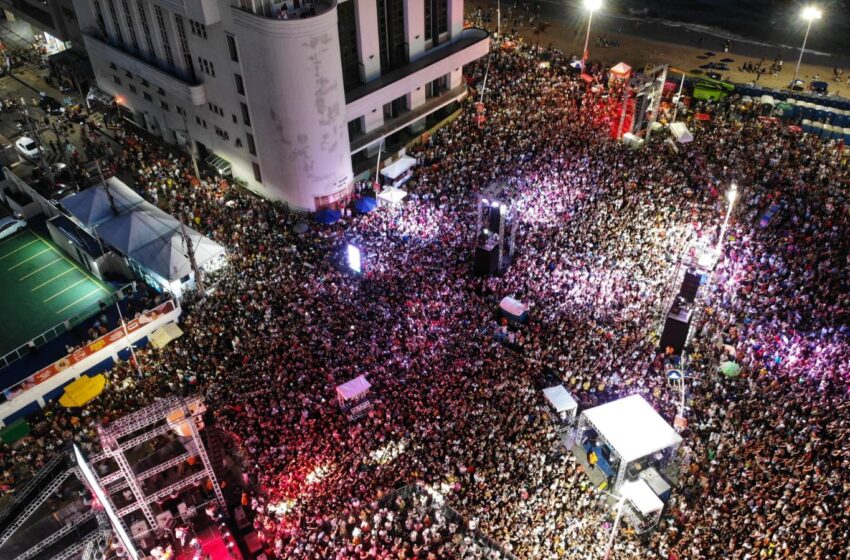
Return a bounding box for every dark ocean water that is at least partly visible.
[521,0,850,63]
[620,0,850,56]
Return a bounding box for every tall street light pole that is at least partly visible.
[581,0,602,71]
[602,493,627,560]
[792,6,822,87]
[717,182,738,256]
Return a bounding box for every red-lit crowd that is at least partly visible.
[2,37,849,560]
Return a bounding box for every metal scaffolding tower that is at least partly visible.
[0,457,116,560]
[94,395,226,535]
[0,396,225,560]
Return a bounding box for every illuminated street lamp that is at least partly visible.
[792,6,822,87]
[717,182,738,254]
[581,0,603,71]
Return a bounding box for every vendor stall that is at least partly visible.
[575,394,682,493]
[542,385,578,423]
[499,296,528,323]
[669,122,693,144]
[336,375,373,421]
[376,187,408,208]
[380,155,417,188]
[620,479,664,532]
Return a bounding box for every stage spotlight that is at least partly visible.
[347,244,362,274]
[481,198,489,206]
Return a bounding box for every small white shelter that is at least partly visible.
[499,296,528,322]
[620,479,664,532]
[376,186,408,207]
[669,122,693,144]
[336,375,371,404]
[380,155,417,188]
[542,385,578,422]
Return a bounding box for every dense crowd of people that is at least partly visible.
[1,36,849,559]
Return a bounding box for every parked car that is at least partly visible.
[0,216,26,240]
[14,136,42,161]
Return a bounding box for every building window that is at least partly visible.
[197,56,215,77]
[154,6,175,68]
[246,132,256,155]
[113,75,122,85]
[140,78,149,87]
[234,73,244,95]
[377,0,406,73]
[240,102,251,126]
[252,162,261,182]
[226,34,239,62]
[189,19,207,39]
[129,84,137,93]
[121,0,140,52]
[143,91,152,101]
[109,62,117,70]
[106,0,124,44]
[176,106,186,116]
[174,15,195,80]
[207,102,224,116]
[137,2,155,60]
[93,0,107,38]
[160,100,169,111]
[425,0,447,42]
[337,0,359,90]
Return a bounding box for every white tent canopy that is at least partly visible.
[380,155,417,180]
[669,122,693,144]
[377,187,408,206]
[61,179,226,282]
[60,178,144,227]
[621,479,664,515]
[499,296,527,317]
[336,375,371,402]
[582,394,682,463]
[149,322,184,349]
[542,385,578,415]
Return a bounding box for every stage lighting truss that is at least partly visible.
[476,195,518,272]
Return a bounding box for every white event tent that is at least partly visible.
[61,178,225,296]
[577,394,682,490]
[542,385,578,422]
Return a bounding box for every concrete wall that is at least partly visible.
[231,3,353,210]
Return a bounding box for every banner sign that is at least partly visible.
[6,300,175,398]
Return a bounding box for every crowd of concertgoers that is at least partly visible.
[1,37,849,559]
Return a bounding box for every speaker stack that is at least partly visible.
[660,296,692,354]
[472,191,517,277]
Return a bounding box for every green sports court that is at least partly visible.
[0,229,112,356]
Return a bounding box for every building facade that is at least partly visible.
[71,0,488,210]
[1,0,83,52]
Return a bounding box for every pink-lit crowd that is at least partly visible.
[2,36,850,560]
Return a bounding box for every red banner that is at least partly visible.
[22,300,176,391]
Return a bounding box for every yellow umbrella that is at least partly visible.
[58,374,107,408]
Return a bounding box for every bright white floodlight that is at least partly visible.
[347,243,362,273]
[727,183,739,204]
[584,0,602,11]
[801,5,822,21]
[74,445,139,560]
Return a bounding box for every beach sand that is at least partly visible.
[466,0,850,96]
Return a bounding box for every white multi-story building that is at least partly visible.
[71,0,488,210]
